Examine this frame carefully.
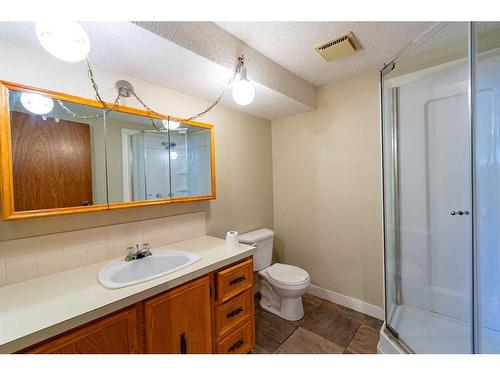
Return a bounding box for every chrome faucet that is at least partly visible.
[125,242,152,262]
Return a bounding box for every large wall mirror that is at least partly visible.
[0,82,216,220]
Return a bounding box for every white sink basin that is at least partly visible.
[98,249,201,289]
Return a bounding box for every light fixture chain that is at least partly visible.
[55,58,121,121]
[56,95,121,121]
[57,99,103,120]
[84,55,244,125]
[55,55,244,125]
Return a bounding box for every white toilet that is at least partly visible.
[239,228,310,321]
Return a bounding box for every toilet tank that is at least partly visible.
[239,228,274,271]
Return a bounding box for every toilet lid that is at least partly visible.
[267,263,309,285]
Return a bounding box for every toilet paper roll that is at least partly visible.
[226,231,239,249]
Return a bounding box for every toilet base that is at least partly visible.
[260,296,305,321]
[259,277,306,321]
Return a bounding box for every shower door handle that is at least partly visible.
[451,210,470,216]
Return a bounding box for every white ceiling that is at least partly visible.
[216,22,433,86]
[0,21,437,120]
[0,22,315,120]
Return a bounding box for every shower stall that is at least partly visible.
[379,22,500,353]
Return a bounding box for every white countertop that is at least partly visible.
[0,235,255,353]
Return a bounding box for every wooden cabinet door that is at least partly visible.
[144,275,212,354]
[25,307,141,354]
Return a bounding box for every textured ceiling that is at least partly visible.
[135,22,316,109]
[0,21,443,121]
[0,22,313,120]
[215,22,433,86]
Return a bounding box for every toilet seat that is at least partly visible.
[266,263,310,285]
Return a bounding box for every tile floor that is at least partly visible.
[252,293,383,354]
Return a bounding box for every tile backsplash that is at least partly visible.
[0,211,206,287]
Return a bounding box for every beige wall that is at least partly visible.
[271,71,384,307]
[0,39,273,241]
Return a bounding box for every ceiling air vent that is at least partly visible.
[315,32,361,62]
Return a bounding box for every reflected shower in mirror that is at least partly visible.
[105,112,213,205]
[170,123,212,199]
[105,111,171,203]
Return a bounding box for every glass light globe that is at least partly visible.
[232,67,255,106]
[35,22,90,62]
[20,93,54,115]
[162,119,181,130]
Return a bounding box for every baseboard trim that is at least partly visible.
[308,284,384,320]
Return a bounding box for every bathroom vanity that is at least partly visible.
[0,236,255,354]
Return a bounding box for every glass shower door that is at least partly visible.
[475,22,500,354]
[381,22,473,353]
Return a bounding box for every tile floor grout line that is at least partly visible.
[272,325,299,354]
[255,293,380,354]
[343,323,362,353]
[315,296,362,352]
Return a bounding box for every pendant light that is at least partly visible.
[35,22,90,62]
[232,66,255,106]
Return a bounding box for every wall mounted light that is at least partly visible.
[232,66,255,106]
[20,92,54,115]
[35,22,90,62]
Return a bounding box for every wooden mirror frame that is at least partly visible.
[0,81,216,220]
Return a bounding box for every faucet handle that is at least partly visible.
[126,246,135,255]
[142,242,150,250]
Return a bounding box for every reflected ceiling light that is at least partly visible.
[170,151,178,160]
[162,119,181,130]
[232,66,255,106]
[20,93,54,115]
[35,22,90,62]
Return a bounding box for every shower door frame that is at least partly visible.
[379,21,479,353]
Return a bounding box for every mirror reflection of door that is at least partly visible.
[11,111,93,210]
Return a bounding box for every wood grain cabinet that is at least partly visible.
[21,257,255,354]
[213,258,255,354]
[216,258,253,303]
[144,275,212,353]
[24,306,141,354]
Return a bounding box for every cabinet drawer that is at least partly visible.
[216,320,253,354]
[216,258,253,303]
[215,288,253,338]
